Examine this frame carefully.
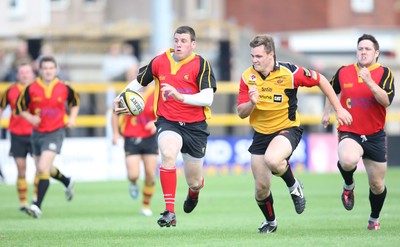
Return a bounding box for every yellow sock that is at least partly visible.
[16,177,28,206]
[142,183,155,208]
[33,174,39,202]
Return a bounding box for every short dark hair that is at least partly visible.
[38,56,57,68]
[174,26,196,41]
[249,35,276,61]
[358,34,379,51]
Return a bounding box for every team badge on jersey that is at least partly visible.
[249,74,257,82]
[303,68,318,80]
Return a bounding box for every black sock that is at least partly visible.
[337,162,356,186]
[36,178,50,208]
[280,162,296,187]
[256,193,275,222]
[370,187,387,219]
[51,167,70,187]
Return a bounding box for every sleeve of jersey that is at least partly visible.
[66,85,80,107]
[237,76,250,106]
[294,66,320,88]
[0,90,8,109]
[15,86,30,114]
[380,67,395,104]
[137,60,155,86]
[198,57,217,92]
[331,69,342,94]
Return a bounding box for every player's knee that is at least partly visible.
[339,157,359,170]
[369,180,385,194]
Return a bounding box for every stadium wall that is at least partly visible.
[1,134,398,185]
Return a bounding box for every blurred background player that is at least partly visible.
[16,56,80,218]
[113,26,217,227]
[0,62,75,212]
[102,42,139,82]
[322,34,395,231]
[237,35,352,234]
[111,85,158,216]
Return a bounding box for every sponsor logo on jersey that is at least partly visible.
[344,83,353,88]
[274,94,283,103]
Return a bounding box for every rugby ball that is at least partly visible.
[119,90,145,116]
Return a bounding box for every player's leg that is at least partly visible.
[265,129,305,214]
[125,154,141,199]
[363,131,388,230]
[27,129,64,218]
[10,134,31,211]
[27,151,56,218]
[14,157,28,211]
[251,154,277,234]
[337,136,363,210]
[182,153,204,214]
[157,130,182,227]
[364,159,387,230]
[140,153,158,216]
[50,165,74,201]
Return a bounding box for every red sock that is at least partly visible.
[160,167,177,213]
[189,176,204,199]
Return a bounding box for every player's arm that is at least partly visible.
[111,113,121,145]
[16,86,40,127]
[0,90,10,120]
[237,76,257,119]
[115,62,154,114]
[359,67,392,108]
[318,74,352,126]
[237,87,257,119]
[113,79,143,115]
[160,84,214,107]
[169,56,216,107]
[123,62,156,94]
[66,85,80,128]
[183,88,214,106]
[322,93,342,128]
[67,106,79,129]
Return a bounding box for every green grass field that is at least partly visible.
[1,168,399,247]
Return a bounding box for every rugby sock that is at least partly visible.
[33,174,39,202]
[142,182,155,209]
[160,167,176,213]
[188,176,204,200]
[280,162,296,187]
[16,177,28,206]
[370,186,387,219]
[257,192,275,222]
[337,162,356,186]
[50,166,70,187]
[36,173,50,208]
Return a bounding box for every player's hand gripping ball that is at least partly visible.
[119,90,145,116]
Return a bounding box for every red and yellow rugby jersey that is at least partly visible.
[16,77,80,133]
[331,63,394,135]
[237,62,320,134]
[0,83,32,135]
[120,86,156,138]
[137,49,217,123]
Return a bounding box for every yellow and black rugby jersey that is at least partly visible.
[237,61,320,134]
